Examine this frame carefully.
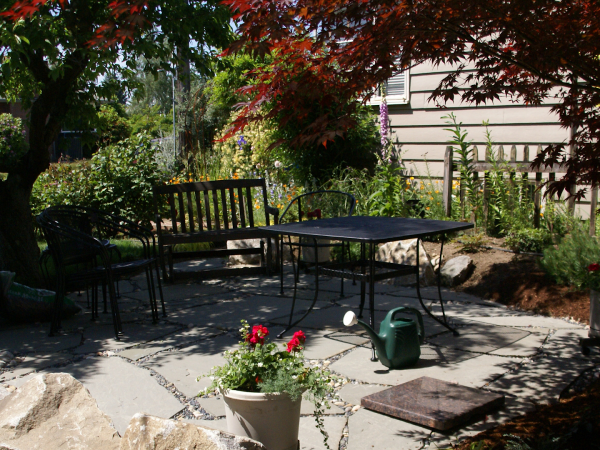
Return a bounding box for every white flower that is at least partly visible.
[258,362,263,367]
[274,160,282,168]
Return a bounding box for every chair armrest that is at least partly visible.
[265,206,279,225]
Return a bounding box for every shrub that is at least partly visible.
[505,228,552,253]
[32,134,166,227]
[0,114,28,170]
[540,225,600,290]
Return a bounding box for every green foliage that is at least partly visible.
[0,113,27,170]
[32,134,167,227]
[458,233,488,253]
[128,105,173,138]
[505,228,552,253]
[96,105,132,146]
[540,225,600,290]
[444,113,482,222]
[368,164,407,217]
[31,159,94,213]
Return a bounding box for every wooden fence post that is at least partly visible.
[591,184,598,236]
[443,146,453,218]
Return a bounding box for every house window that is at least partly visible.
[370,70,410,105]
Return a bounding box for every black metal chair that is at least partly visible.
[36,206,165,339]
[278,190,356,296]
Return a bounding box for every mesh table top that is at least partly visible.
[260,216,473,243]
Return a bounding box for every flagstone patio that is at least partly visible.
[0,259,598,449]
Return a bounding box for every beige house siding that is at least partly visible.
[378,64,597,218]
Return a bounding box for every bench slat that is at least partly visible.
[195,191,204,231]
[229,188,238,229]
[246,186,254,228]
[221,188,229,230]
[186,191,195,232]
[203,190,212,231]
[177,192,187,233]
[212,189,221,231]
[238,187,246,228]
[169,193,178,233]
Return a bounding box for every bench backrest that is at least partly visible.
[153,179,271,233]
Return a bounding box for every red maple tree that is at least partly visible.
[222,0,600,198]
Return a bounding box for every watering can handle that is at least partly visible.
[390,307,425,345]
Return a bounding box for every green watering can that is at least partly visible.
[343,307,424,370]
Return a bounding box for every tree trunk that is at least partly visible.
[0,173,43,287]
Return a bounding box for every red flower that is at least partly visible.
[589,263,600,272]
[287,337,301,352]
[292,330,306,345]
[246,324,269,347]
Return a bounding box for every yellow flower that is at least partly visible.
[410,177,414,180]
[420,186,424,190]
[540,213,544,217]
[435,190,439,194]
[430,197,433,200]
[426,207,430,210]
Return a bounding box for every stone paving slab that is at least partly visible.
[347,408,430,450]
[118,326,224,361]
[166,296,331,329]
[124,282,230,299]
[0,327,81,354]
[459,315,580,329]
[337,383,389,406]
[73,323,181,354]
[335,293,423,311]
[144,334,239,398]
[271,328,369,360]
[39,356,184,434]
[428,322,535,355]
[0,353,73,382]
[487,355,596,403]
[542,328,600,361]
[331,347,514,388]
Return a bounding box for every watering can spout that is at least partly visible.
[343,311,389,365]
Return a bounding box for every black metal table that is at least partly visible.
[261,216,474,354]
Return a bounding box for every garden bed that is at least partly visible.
[423,238,590,324]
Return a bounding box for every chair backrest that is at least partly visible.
[279,190,356,224]
[36,209,106,276]
[152,178,272,233]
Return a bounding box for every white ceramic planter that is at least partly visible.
[223,390,301,450]
[590,290,600,337]
[300,239,331,263]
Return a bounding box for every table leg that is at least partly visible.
[358,242,366,318]
[277,237,321,339]
[369,242,377,362]
[415,237,459,336]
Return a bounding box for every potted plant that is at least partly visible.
[198,320,334,450]
[586,263,600,337]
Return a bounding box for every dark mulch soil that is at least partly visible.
[423,239,590,324]
[455,377,600,450]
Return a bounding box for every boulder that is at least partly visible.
[0,385,11,402]
[120,414,266,450]
[441,255,474,286]
[376,239,436,286]
[0,373,120,450]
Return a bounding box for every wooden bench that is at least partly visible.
[152,179,279,282]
